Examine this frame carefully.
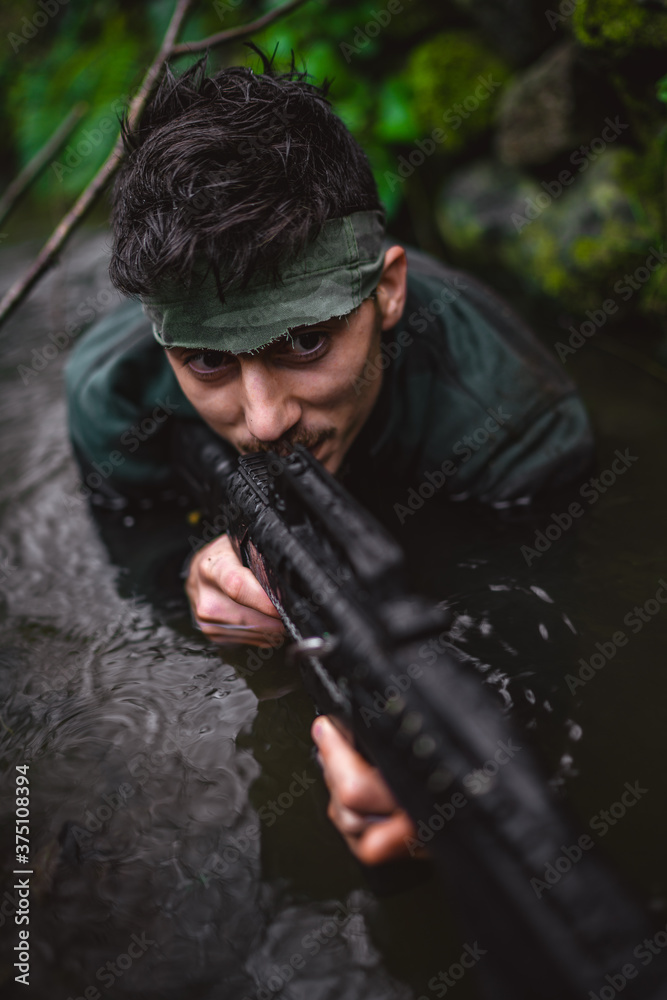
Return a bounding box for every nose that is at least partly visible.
[239,358,302,443]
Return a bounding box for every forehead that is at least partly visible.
[166,303,368,359]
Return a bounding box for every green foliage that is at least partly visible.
[1,0,665,327]
[7,13,142,198]
[572,0,667,52]
[251,1,437,213]
[404,31,511,153]
[658,74,667,104]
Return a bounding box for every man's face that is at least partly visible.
[165,248,407,474]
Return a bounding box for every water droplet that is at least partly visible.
[530,585,554,604]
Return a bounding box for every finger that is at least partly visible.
[214,562,281,619]
[328,801,372,837]
[190,586,284,631]
[327,794,420,865]
[197,622,286,648]
[352,811,420,866]
[312,716,399,815]
[190,536,281,620]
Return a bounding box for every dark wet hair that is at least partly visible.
[108,49,382,297]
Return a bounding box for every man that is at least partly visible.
[66,56,593,867]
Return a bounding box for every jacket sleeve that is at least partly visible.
[65,297,198,508]
[362,251,595,504]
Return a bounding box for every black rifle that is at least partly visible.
[175,420,667,1000]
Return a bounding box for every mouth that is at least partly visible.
[242,430,335,461]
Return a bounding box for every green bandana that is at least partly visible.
[141,209,386,354]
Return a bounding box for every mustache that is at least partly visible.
[237,427,336,458]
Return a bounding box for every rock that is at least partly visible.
[572,0,667,53]
[436,149,666,318]
[500,148,661,312]
[436,159,543,253]
[496,43,578,166]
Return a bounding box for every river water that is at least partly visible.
[0,229,666,999]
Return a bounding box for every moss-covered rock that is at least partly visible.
[572,0,667,53]
[436,147,667,319]
[496,43,578,166]
[499,148,663,313]
[436,159,541,258]
[405,31,511,156]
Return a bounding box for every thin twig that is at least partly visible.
[126,0,195,130]
[0,103,87,228]
[170,0,309,55]
[0,0,309,330]
[0,0,196,329]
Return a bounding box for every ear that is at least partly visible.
[376,245,407,331]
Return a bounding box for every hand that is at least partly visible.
[185,534,285,646]
[311,716,423,865]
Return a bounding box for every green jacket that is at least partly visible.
[65,249,593,508]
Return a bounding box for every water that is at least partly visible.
[1,229,666,999]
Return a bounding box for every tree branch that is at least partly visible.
[0,0,311,331]
[170,0,309,55]
[0,0,198,329]
[0,103,87,229]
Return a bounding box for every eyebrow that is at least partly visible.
[165,315,349,360]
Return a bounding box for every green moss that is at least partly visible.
[500,149,662,313]
[405,31,511,155]
[573,0,667,52]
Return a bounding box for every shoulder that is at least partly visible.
[373,247,594,502]
[65,298,197,505]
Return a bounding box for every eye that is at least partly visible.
[183,350,234,375]
[283,331,328,358]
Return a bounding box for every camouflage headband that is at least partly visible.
[141,209,386,354]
